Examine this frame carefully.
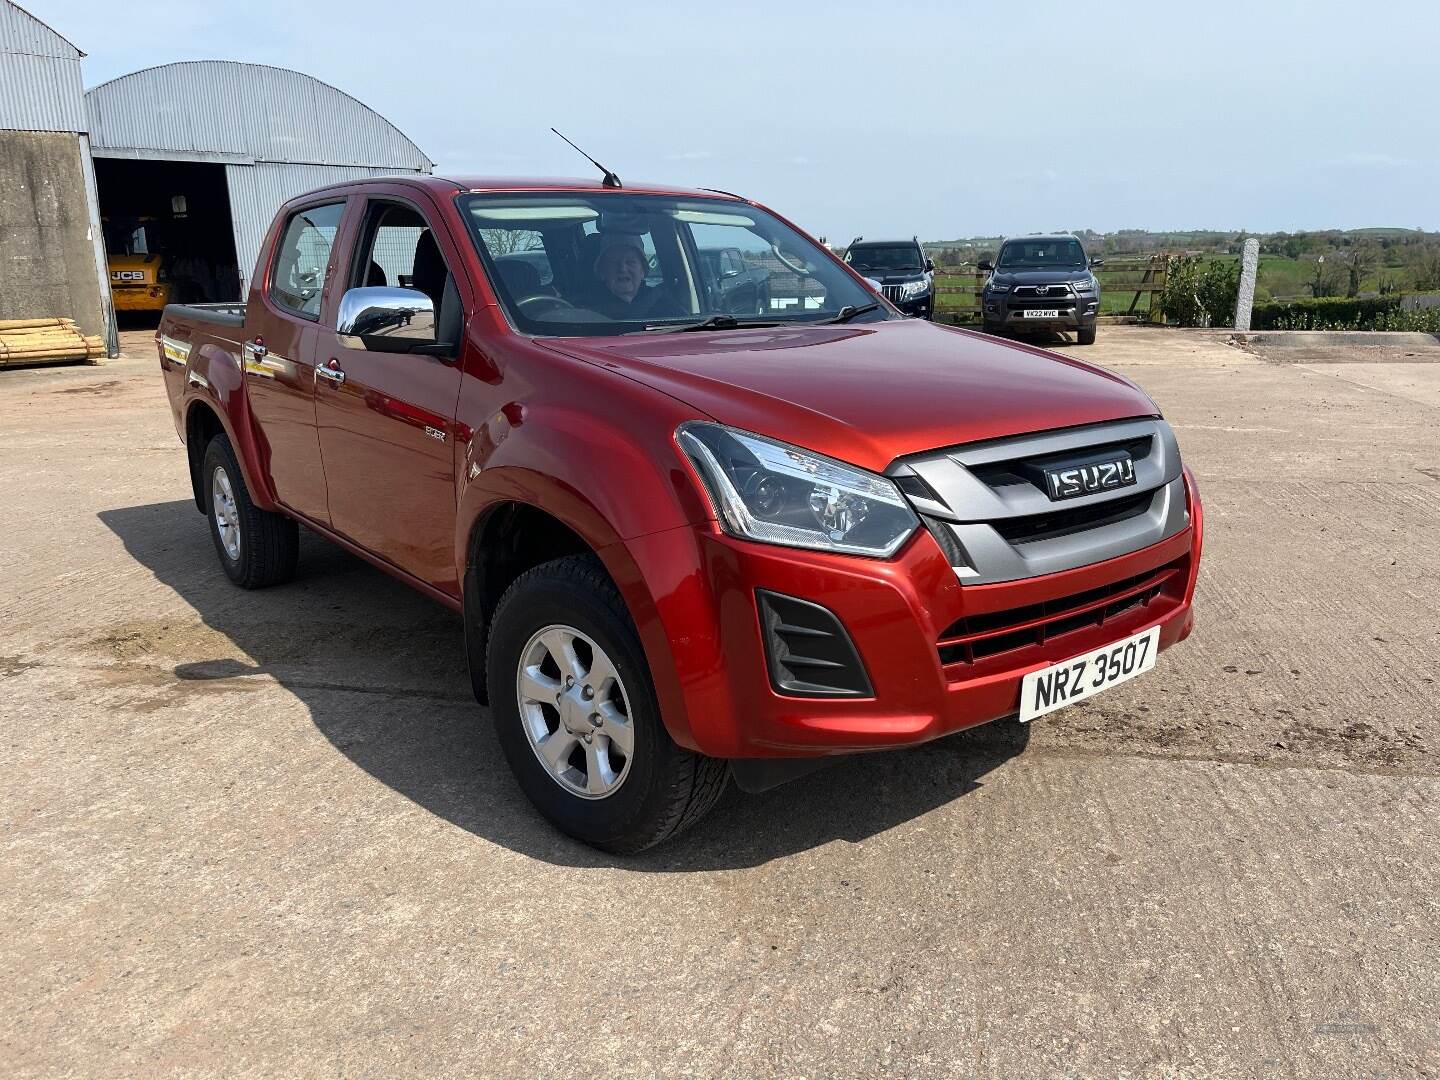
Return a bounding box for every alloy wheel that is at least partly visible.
[211,465,241,561]
[516,624,635,799]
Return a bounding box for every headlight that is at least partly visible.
[985,277,1010,294]
[678,423,918,558]
[900,279,930,299]
[1073,276,1097,293]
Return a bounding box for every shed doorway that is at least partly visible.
[94,157,242,323]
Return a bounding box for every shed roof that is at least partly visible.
[0,0,83,59]
[1,1,86,132]
[85,60,432,171]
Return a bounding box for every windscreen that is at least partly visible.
[997,239,1088,269]
[459,193,881,336]
[845,245,923,272]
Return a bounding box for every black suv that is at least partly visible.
[980,234,1102,345]
[843,237,934,319]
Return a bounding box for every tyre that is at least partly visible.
[1076,324,1097,346]
[202,433,299,588]
[982,320,1003,336]
[486,554,729,853]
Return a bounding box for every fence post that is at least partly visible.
[1150,256,1168,325]
[1234,237,1260,330]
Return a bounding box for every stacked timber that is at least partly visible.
[0,318,105,366]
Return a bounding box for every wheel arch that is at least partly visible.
[183,397,274,514]
[458,492,697,751]
[181,360,277,514]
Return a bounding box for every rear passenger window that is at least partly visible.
[271,202,345,318]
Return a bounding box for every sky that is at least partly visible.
[26,0,1440,241]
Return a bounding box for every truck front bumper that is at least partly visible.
[621,472,1203,760]
[983,292,1099,331]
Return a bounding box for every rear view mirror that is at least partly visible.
[337,287,441,353]
[978,260,993,272]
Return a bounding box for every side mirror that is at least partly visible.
[337,286,446,354]
[925,258,935,272]
[978,260,993,272]
[1089,257,1105,269]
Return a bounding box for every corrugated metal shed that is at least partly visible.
[0,0,86,133]
[86,61,433,170]
[84,60,432,292]
[0,2,115,355]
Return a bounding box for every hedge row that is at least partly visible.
[1250,296,1440,332]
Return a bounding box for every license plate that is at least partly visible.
[1023,308,1061,318]
[1019,625,1161,722]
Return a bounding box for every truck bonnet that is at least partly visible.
[541,318,1157,473]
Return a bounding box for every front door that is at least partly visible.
[312,196,466,594]
[243,199,348,524]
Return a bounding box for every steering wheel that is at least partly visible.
[516,295,575,315]
[770,244,813,276]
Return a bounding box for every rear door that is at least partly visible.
[242,199,350,524]
[311,192,467,595]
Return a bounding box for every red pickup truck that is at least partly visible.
[157,175,1202,852]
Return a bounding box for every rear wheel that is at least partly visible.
[202,434,298,588]
[486,555,728,853]
[1076,324,1097,346]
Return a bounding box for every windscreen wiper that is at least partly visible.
[641,314,782,333]
[818,302,882,325]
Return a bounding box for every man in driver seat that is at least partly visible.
[591,237,673,318]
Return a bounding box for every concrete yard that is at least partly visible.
[2,325,1437,1078]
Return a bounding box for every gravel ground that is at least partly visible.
[2,325,1436,1078]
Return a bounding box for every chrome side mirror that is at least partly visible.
[336,287,436,352]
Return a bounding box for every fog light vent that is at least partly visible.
[756,590,873,698]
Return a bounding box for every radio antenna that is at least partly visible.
[551,128,621,189]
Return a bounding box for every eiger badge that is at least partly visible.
[425,426,446,443]
[1043,455,1136,501]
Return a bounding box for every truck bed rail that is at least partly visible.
[162,302,246,328]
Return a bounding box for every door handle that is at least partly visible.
[316,358,346,386]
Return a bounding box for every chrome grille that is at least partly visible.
[890,419,1189,585]
[880,284,906,303]
[1012,283,1074,299]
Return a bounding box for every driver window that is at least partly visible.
[350,201,458,344]
[355,204,429,290]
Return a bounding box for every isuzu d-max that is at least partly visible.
[156,175,1202,852]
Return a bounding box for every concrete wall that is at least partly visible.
[0,128,106,337]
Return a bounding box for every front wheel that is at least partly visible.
[486,555,728,853]
[1076,324,1097,346]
